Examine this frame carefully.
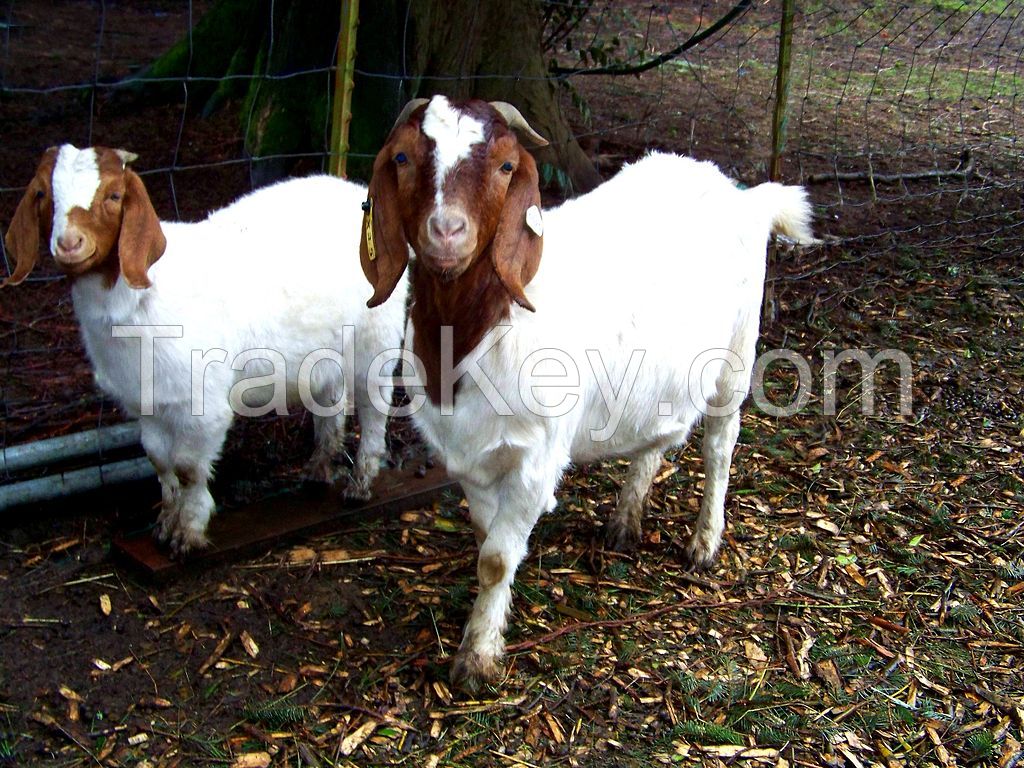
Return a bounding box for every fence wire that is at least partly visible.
[0,0,1020,459]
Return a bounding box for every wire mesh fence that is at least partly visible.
[1,0,1020,470]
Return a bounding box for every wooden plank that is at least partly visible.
[112,464,455,581]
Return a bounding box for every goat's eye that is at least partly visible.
[394,152,408,165]
[35,190,44,200]
[107,193,122,202]
[500,161,515,174]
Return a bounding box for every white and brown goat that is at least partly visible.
[359,96,816,692]
[4,145,408,553]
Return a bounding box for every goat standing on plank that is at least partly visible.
[4,145,408,554]
[360,96,816,693]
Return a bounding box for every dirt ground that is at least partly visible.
[1,2,1022,767]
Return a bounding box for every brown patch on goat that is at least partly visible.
[80,147,167,289]
[360,99,545,405]
[487,142,543,312]
[361,121,429,309]
[2,147,58,286]
[114,163,166,288]
[410,253,514,406]
[478,551,506,589]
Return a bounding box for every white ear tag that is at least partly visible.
[525,205,544,237]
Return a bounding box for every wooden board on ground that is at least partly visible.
[112,464,454,580]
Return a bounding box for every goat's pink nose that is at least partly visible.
[57,231,85,255]
[429,212,468,244]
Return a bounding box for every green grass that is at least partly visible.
[809,56,1021,104]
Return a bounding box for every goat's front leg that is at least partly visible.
[150,408,232,555]
[346,368,391,500]
[451,466,560,694]
[141,419,182,537]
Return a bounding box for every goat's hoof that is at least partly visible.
[304,458,341,485]
[154,520,209,557]
[153,518,209,561]
[450,650,503,695]
[681,537,719,572]
[604,516,642,553]
[343,476,373,502]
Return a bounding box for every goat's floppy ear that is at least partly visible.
[2,149,58,287]
[360,150,409,308]
[118,169,166,289]
[491,147,543,312]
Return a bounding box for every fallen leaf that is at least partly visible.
[815,519,840,535]
[744,640,769,666]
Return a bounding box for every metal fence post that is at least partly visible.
[329,0,360,177]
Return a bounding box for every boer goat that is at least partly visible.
[359,96,816,693]
[4,145,408,553]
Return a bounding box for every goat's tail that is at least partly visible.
[746,182,818,245]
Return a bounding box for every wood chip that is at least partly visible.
[240,630,260,659]
[198,630,236,676]
[543,711,564,744]
[339,720,377,756]
[695,745,779,759]
[231,753,272,768]
[99,594,112,616]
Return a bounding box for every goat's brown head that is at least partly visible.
[361,96,548,311]
[3,144,167,289]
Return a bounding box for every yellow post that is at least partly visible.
[329,0,360,177]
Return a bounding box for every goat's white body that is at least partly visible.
[406,153,814,676]
[71,175,408,550]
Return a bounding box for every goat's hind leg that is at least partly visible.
[306,411,348,484]
[683,410,740,571]
[605,448,662,552]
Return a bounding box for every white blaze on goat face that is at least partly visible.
[420,95,486,209]
[50,144,102,252]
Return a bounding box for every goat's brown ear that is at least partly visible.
[118,169,166,289]
[491,147,543,312]
[2,149,58,287]
[360,150,409,308]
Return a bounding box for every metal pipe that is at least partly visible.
[0,422,142,476]
[0,457,156,511]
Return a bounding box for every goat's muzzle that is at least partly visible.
[53,226,96,267]
[419,207,478,276]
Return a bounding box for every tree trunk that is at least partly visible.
[124,0,601,193]
[406,0,603,194]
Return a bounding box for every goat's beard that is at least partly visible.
[417,248,475,281]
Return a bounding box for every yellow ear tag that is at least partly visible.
[363,197,377,262]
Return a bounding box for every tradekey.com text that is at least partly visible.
[114,324,914,438]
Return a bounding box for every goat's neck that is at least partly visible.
[410,249,513,406]
[70,271,144,325]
